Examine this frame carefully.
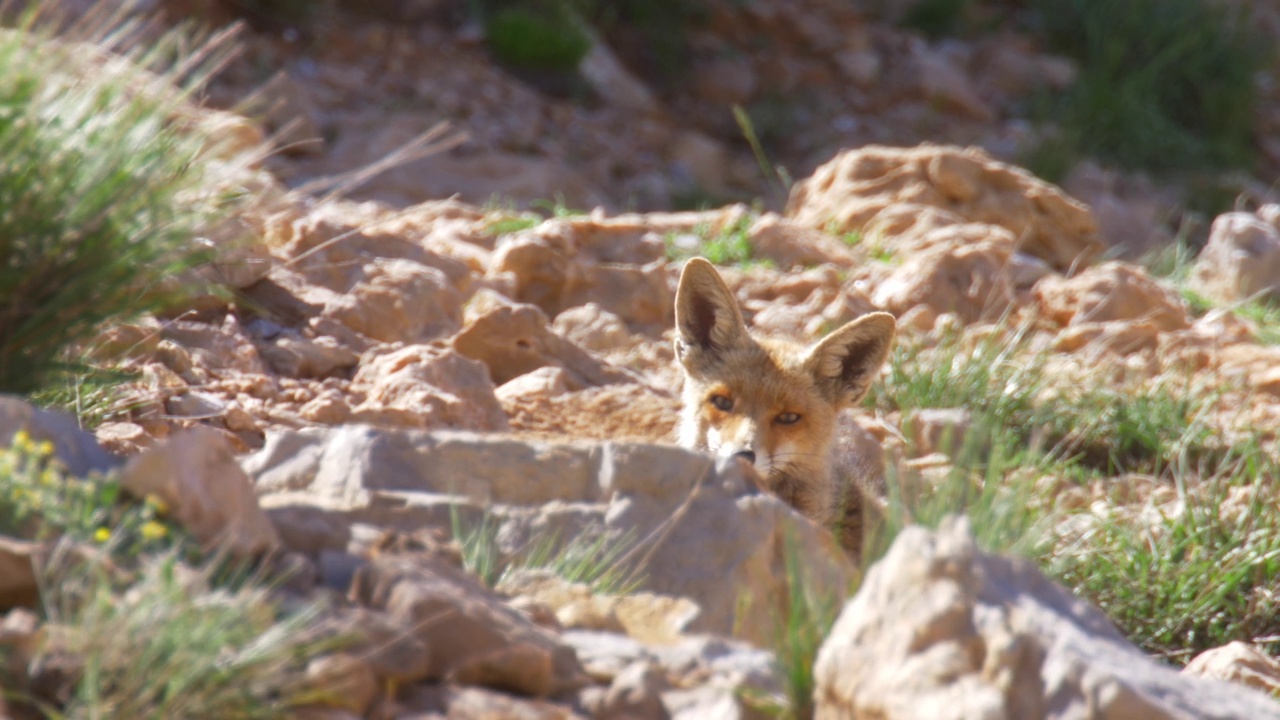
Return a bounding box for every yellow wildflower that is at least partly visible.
[11,430,30,450]
[94,527,111,543]
[144,494,169,515]
[35,440,54,457]
[140,521,168,541]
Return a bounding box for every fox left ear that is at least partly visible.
[806,312,896,406]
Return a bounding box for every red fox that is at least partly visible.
[674,258,896,557]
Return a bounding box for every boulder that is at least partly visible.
[1191,211,1280,304]
[1036,262,1190,332]
[870,241,1014,323]
[787,145,1101,271]
[246,428,855,641]
[349,344,508,431]
[121,426,280,557]
[349,551,589,696]
[451,302,639,389]
[813,516,1280,720]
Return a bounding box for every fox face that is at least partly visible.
[673,258,896,525]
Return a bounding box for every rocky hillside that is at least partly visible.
[4,1,1280,718]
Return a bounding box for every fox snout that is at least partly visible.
[708,417,762,468]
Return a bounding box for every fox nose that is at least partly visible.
[734,449,756,465]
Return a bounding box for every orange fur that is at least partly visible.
[673,258,896,555]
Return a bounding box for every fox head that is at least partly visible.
[674,258,896,519]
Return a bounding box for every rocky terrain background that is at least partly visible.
[4,0,1280,718]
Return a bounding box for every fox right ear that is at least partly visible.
[675,258,747,360]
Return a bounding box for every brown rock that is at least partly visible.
[452,303,639,389]
[0,537,40,609]
[304,653,379,716]
[787,145,1101,271]
[748,213,859,269]
[258,334,359,378]
[121,426,280,557]
[324,259,461,343]
[1053,321,1162,357]
[348,553,589,697]
[1036,261,1190,331]
[350,344,508,431]
[871,242,1014,323]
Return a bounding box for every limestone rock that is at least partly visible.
[813,516,1280,720]
[1036,261,1190,332]
[747,213,859,269]
[121,426,280,557]
[787,145,1101,271]
[871,241,1013,323]
[323,259,461,343]
[349,552,589,696]
[1191,211,1280,304]
[247,429,855,641]
[349,344,508,431]
[452,302,638,389]
[1183,642,1280,696]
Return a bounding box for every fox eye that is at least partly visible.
[709,395,733,412]
[776,412,801,425]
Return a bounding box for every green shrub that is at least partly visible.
[1028,0,1267,172]
[0,431,182,560]
[39,554,336,719]
[485,5,592,72]
[0,8,246,396]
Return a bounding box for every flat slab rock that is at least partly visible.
[814,516,1280,720]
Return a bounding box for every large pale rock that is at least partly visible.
[247,428,855,641]
[813,516,1280,720]
[349,551,589,696]
[747,213,859,269]
[1183,642,1280,696]
[1191,211,1280,304]
[0,397,118,477]
[121,426,279,557]
[787,145,1101,271]
[452,302,638,389]
[349,344,508,431]
[492,236,673,327]
[1035,261,1190,332]
[871,241,1014,323]
[323,259,461,343]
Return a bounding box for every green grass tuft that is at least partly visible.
[36,554,337,719]
[665,215,757,267]
[0,7,251,396]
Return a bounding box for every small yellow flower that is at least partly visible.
[35,440,54,457]
[140,521,168,541]
[144,494,169,515]
[11,430,31,450]
[94,527,111,543]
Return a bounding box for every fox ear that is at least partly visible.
[806,312,896,406]
[675,258,747,360]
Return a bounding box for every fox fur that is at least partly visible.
[673,257,896,557]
